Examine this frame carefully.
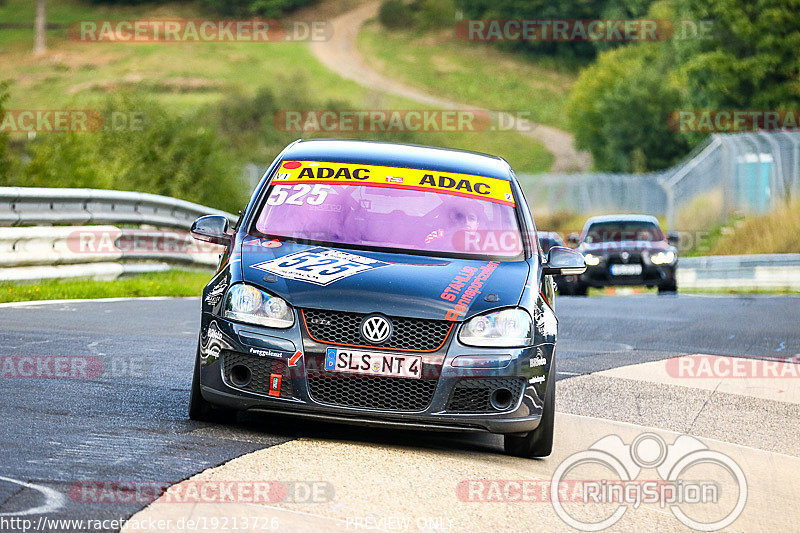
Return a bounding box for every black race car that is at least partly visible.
[188,139,585,458]
[568,214,678,295]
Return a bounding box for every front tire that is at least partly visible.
[658,279,677,294]
[504,361,556,458]
[572,282,588,296]
[189,345,236,422]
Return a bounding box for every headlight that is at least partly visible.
[459,308,532,347]
[223,284,294,328]
[651,250,676,265]
[584,253,600,266]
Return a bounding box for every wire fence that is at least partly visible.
[518,131,800,230]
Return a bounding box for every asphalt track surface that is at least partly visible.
[0,295,797,531]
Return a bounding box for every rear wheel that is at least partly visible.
[189,345,236,423]
[504,361,556,458]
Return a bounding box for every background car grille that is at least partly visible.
[446,377,526,412]
[303,309,452,352]
[306,371,437,412]
[607,252,643,265]
[222,350,293,397]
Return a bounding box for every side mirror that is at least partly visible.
[567,233,580,246]
[190,215,233,245]
[543,246,586,275]
[667,231,680,246]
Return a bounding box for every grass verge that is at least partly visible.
[0,0,553,174]
[358,22,578,130]
[0,269,211,303]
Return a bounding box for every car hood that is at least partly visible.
[580,240,669,254]
[238,237,530,321]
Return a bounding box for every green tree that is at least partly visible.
[568,43,689,171]
[672,0,800,109]
[22,95,248,213]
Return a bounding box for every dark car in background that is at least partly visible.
[568,215,678,295]
[189,139,586,458]
[538,231,578,295]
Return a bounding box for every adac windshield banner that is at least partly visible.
[274,160,516,206]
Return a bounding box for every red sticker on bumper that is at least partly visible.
[268,373,282,397]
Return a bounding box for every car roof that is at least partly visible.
[538,231,563,240]
[281,139,514,181]
[584,214,661,226]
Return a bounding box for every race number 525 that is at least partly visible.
[267,184,331,206]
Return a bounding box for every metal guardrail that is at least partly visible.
[0,187,798,288]
[0,188,234,281]
[521,131,800,231]
[0,187,237,229]
[678,254,800,290]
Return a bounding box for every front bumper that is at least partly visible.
[197,312,554,435]
[580,262,676,287]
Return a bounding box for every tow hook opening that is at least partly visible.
[490,388,514,410]
[229,364,252,388]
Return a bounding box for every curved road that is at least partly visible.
[0,295,798,530]
[309,2,592,173]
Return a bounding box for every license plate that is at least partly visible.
[325,348,422,379]
[610,264,642,275]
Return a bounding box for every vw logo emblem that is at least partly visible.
[360,315,392,344]
[621,251,630,263]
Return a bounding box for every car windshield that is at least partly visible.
[584,221,664,243]
[253,161,523,259]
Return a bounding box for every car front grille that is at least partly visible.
[607,252,643,265]
[446,377,526,412]
[222,350,293,397]
[302,309,452,352]
[306,370,437,412]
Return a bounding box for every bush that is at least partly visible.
[379,0,455,31]
[201,0,315,17]
[379,0,414,30]
[18,95,248,214]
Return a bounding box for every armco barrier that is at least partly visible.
[0,187,234,281]
[0,187,236,229]
[1,187,798,288]
[678,254,800,290]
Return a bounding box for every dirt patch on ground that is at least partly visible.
[68,74,226,94]
[309,1,591,172]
